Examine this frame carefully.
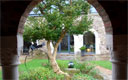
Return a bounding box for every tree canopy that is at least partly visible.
[23,0,93,76]
[23,0,92,42]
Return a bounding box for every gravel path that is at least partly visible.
[95,66,112,80]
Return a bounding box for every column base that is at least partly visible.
[2,65,19,80]
[111,59,127,80]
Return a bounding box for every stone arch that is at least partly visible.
[87,0,112,34]
[17,0,113,54]
[17,0,113,34]
[17,0,113,68]
[83,29,100,54]
[87,0,113,55]
[17,0,42,34]
[1,1,127,80]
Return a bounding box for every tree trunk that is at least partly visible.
[47,40,71,79]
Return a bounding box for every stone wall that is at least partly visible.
[74,13,110,55]
[29,13,111,60]
[88,13,109,54]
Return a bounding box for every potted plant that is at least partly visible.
[80,46,86,56]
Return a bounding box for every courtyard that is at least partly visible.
[0,55,112,80]
[0,0,127,80]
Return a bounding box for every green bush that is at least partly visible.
[80,46,86,51]
[74,61,95,74]
[19,67,64,80]
[19,59,103,80]
[72,73,96,80]
[57,60,69,71]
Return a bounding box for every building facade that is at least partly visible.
[58,13,109,55]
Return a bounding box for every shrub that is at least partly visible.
[57,60,69,71]
[19,67,64,80]
[72,73,96,80]
[80,46,86,51]
[74,61,95,74]
[19,59,103,80]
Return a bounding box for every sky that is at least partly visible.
[90,6,97,13]
[30,6,97,15]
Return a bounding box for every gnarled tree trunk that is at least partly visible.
[46,31,71,79]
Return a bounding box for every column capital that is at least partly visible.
[110,51,128,64]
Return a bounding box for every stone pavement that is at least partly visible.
[95,66,112,80]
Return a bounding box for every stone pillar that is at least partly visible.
[111,35,127,80]
[0,35,22,80]
[74,35,83,54]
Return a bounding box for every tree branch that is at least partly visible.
[47,40,53,59]
[38,2,47,15]
[70,0,72,6]
[53,30,67,57]
[39,6,45,14]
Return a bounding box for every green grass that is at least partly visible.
[0,60,111,80]
[0,70,2,79]
[19,59,48,72]
[18,59,97,80]
[89,60,112,70]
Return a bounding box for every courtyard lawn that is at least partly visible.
[19,59,99,80]
[89,60,112,70]
[0,60,112,80]
[0,71,1,79]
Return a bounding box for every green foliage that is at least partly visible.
[0,71,2,79]
[0,60,111,80]
[18,59,103,80]
[57,60,69,71]
[80,46,86,50]
[19,67,64,80]
[23,0,92,42]
[23,19,43,42]
[74,61,95,74]
[72,73,96,80]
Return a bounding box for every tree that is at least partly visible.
[23,0,92,78]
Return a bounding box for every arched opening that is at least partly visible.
[16,0,113,80]
[83,31,95,54]
[1,0,128,80]
[17,0,113,56]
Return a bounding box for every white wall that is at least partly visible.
[74,35,83,54]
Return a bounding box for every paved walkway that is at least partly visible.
[95,66,112,80]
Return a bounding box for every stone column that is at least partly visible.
[0,36,22,80]
[111,35,127,80]
[73,35,83,54]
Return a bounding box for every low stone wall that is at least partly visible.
[22,49,110,61]
[56,54,75,60]
[57,53,110,61]
[80,54,96,61]
[95,54,111,61]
